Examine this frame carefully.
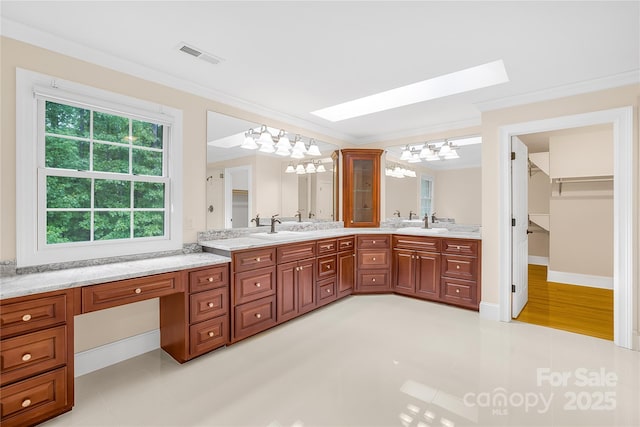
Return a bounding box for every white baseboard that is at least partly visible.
[528,256,549,266]
[546,269,613,290]
[479,302,501,321]
[75,329,160,377]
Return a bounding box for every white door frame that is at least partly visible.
[498,106,635,349]
[224,165,252,229]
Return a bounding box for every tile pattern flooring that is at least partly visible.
[43,295,638,426]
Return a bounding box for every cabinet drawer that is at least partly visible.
[277,242,316,264]
[0,294,67,339]
[441,255,477,280]
[393,235,441,252]
[357,270,390,290]
[189,316,228,355]
[189,265,228,293]
[316,239,337,255]
[317,255,337,279]
[337,236,355,252]
[234,266,276,305]
[190,288,228,324]
[1,326,66,386]
[357,250,390,269]
[82,272,178,312]
[317,278,337,306]
[0,367,68,426]
[357,235,390,249]
[440,277,477,308]
[233,248,276,273]
[442,239,478,256]
[233,296,277,341]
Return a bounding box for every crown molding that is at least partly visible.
[475,70,640,112]
[352,117,482,146]
[1,17,353,144]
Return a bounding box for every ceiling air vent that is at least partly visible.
[178,42,224,65]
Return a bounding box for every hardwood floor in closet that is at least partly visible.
[516,264,613,340]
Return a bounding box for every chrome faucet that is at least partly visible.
[393,210,401,218]
[431,212,437,223]
[295,211,302,222]
[423,214,429,229]
[308,212,315,219]
[251,214,261,227]
[270,214,281,234]
[409,210,415,220]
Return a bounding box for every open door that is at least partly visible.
[511,136,529,317]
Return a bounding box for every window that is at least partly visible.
[420,175,434,218]
[17,69,182,267]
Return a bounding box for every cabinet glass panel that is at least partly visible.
[353,159,374,223]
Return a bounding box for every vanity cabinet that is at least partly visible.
[277,243,317,322]
[230,248,278,342]
[336,236,355,299]
[355,234,391,292]
[0,290,74,427]
[392,236,441,301]
[341,149,383,227]
[440,239,480,309]
[316,239,338,307]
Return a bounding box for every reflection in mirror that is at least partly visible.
[206,111,337,229]
[385,136,482,225]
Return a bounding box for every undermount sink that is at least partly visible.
[279,221,313,226]
[400,227,448,234]
[252,230,300,239]
[402,219,423,224]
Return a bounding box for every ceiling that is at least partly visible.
[2,1,638,145]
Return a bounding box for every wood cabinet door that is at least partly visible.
[276,262,298,323]
[341,149,383,227]
[415,251,440,300]
[337,251,355,297]
[297,259,316,315]
[393,249,415,295]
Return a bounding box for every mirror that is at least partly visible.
[384,136,482,225]
[206,111,338,229]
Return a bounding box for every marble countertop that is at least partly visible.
[0,252,230,300]
[200,227,481,253]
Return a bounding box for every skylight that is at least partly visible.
[311,60,509,122]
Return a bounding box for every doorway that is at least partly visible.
[224,166,252,228]
[498,107,634,349]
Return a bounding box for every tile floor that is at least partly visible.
[43,295,639,427]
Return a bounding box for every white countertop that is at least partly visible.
[200,227,481,253]
[0,252,230,300]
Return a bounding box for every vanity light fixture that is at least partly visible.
[295,164,306,174]
[305,162,317,173]
[306,139,321,156]
[274,130,292,156]
[316,163,327,173]
[257,125,275,153]
[408,152,421,163]
[400,146,412,161]
[285,163,296,173]
[241,129,259,150]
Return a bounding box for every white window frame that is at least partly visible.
[16,69,183,267]
[419,174,435,218]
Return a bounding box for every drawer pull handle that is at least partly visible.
[456,265,460,269]
[255,282,261,287]
[22,353,32,362]
[456,289,460,293]
[255,313,262,319]
[208,331,215,337]
[208,302,214,308]
[208,277,214,282]
[22,399,32,408]
[135,288,142,294]
[22,314,32,322]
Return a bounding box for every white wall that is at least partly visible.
[434,167,482,225]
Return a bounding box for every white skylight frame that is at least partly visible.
[311,60,509,122]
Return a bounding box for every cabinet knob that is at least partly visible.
[299,266,304,270]
[255,313,262,319]
[135,288,142,294]
[372,240,376,244]
[208,302,214,308]
[456,289,460,293]
[327,289,332,293]
[208,331,215,337]
[457,246,461,250]
[372,257,376,261]
[21,399,31,408]
[255,282,261,287]
[22,314,32,322]
[456,265,460,270]
[326,265,331,269]
[353,254,356,257]
[372,278,376,282]
[208,277,214,282]
[22,353,32,362]
[256,257,261,262]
